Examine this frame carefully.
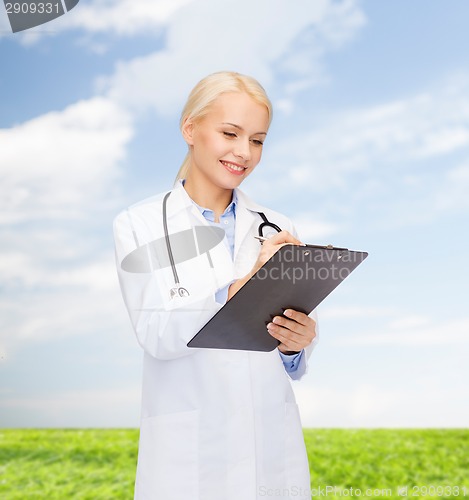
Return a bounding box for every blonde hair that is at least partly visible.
[174,71,273,184]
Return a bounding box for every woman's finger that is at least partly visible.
[263,230,303,247]
[269,311,317,344]
[267,326,303,351]
[282,309,313,328]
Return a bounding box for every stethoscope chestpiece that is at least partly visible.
[170,287,190,299]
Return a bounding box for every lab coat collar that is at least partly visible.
[165,179,196,217]
[168,179,266,262]
[232,187,262,262]
[167,179,266,217]
[233,185,268,214]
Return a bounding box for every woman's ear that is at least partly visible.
[181,117,195,146]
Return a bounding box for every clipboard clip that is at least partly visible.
[305,243,349,251]
[303,243,349,260]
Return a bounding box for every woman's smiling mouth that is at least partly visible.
[220,160,247,175]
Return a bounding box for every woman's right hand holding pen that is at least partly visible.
[227,230,304,300]
[252,230,304,275]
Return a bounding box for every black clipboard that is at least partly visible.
[187,244,368,352]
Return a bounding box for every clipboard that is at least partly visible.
[187,244,368,352]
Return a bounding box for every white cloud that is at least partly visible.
[292,213,339,242]
[0,98,133,352]
[320,305,396,320]
[237,73,469,234]
[0,253,41,288]
[53,255,118,291]
[0,387,140,427]
[0,0,194,44]
[434,162,469,213]
[0,97,133,223]
[98,0,365,116]
[1,291,96,342]
[335,316,469,347]
[0,286,130,378]
[387,315,430,330]
[263,75,469,198]
[415,127,469,157]
[294,382,469,427]
[0,249,117,292]
[0,226,120,355]
[298,384,400,425]
[60,0,193,36]
[4,0,365,58]
[1,226,96,262]
[448,163,469,182]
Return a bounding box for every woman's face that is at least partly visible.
[183,92,270,190]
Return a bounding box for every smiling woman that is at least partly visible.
[176,72,272,205]
[180,91,269,218]
[112,71,319,500]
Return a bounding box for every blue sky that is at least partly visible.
[1,0,468,427]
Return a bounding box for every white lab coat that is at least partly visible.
[113,180,318,500]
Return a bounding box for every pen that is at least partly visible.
[254,236,307,246]
[254,235,348,251]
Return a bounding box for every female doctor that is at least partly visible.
[113,71,318,500]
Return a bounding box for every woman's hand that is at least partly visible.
[267,309,317,354]
[251,230,303,275]
[227,230,303,300]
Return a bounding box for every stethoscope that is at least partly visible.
[163,191,282,299]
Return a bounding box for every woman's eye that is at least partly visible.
[223,131,237,138]
[252,139,264,146]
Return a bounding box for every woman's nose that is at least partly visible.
[234,139,251,161]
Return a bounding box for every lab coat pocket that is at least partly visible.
[284,402,310,494]
[135,409,199,500]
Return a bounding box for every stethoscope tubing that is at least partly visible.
[163,191,181,286]
[257,211,282,237]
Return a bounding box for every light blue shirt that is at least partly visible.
[182,179,304,375]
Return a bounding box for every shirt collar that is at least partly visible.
[180,178,237,218]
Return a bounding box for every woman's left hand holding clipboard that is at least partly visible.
[267,308,317,355]
[227,230,317,355]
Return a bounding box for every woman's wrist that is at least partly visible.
[227,271,255,300]
[278,347,301,356]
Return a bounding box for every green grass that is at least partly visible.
[304,429,469,499]
[0,429,137,499]
[0,429,468,499]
